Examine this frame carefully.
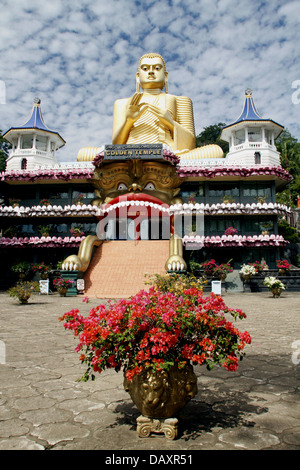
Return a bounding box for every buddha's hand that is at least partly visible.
[146,104,174,131]
[126,93,148,124]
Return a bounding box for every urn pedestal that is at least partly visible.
[271,287,282,298]
[124,363,198,439]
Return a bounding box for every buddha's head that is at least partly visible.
[136,53,168,93]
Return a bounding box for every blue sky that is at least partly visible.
[0,0,299,162]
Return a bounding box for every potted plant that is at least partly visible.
[8,198,21,207]
[214,262,234,281]
[239,264,257,282]
[276,259,291,274]
[200,259,218,277]
[70,225,84,237]
[263,276,285,298]
[4,226,19,238]
[254,195,267,204]
[53,277,75,296]
[32,262,51,279]
[249,260,265,273]
[222,195,236,204]
[11,261,31,279]
[39,198,51,206]
[37,225,52,237]
[187,193,196,204]
[59,276,251,438]
[73,193,85,205]
[224,226,238,236]
[199,259,233,281]
[8,280,40,304]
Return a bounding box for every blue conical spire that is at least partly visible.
[232,89,264,124]
[20,98,48,130]
[3,98,65,148]
[221,89,284,141]
[19,98,55,132]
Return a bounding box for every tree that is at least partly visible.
[275,129,300,206]
[196,123,229,154]
[0,130,10,171]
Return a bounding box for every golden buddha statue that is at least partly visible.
[77,53,224,161]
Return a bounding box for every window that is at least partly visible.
[254,152,261,164]
[248,127,262,142]
[21,158,27,170]
[21,134,33,149]
[242,183,271,198]
[208,184,239,198]
[35,135,48,151]
[235,129,245,145]
[208,218,240,235]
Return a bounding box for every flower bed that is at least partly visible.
[177,165,292,181]
[0,203,98,218]
[183,234,288,247]
[0,168,94,182]
[169,202,291,216]
[0,236,85,248]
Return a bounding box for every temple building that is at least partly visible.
[0,64,297,296]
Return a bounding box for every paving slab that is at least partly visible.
[0,291,299,453]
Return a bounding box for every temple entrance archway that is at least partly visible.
[97,193,171,242]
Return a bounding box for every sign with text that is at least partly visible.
[104,144,163,160]
[39,280,49,294]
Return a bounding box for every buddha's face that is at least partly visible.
[137,57,166,90]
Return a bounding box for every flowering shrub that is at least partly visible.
[59,286,251,382]
[224,227,238,236]
[199,259,233,277]
[32,262,50,274]
[53,278,75,290]
[276,259,291,270]
[263,277,285,291]
[145,273,205,295]
[8,281,40,303]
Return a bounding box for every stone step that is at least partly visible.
[83,240,169,298]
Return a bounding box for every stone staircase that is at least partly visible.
[83,240,169,298]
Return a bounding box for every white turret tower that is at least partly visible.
[3,97,65,170]
[221,89,284,167]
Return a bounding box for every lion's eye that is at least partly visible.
[117,183,128,190]
[144,182,155,190]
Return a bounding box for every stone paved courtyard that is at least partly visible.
[0,290,299,451]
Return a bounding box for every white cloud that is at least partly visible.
[0,0,299,163]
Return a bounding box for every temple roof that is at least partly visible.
[3,98,66,147]
[221,89,283,140]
